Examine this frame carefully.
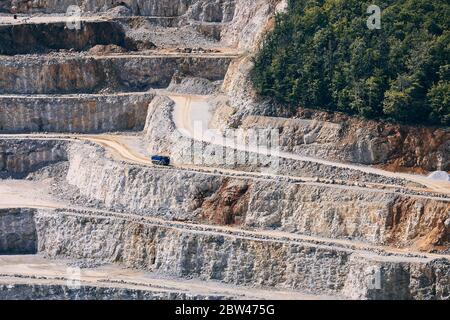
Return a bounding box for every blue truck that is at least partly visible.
[151,155,171,166]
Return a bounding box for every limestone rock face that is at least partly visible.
[221,0,284,51]
[241,116,343,161]
[342,255,450,300]
[0,56,232,94]
[65,142,225,220]
[339,120,450,172]
[0,94,153,134]
[63,142,450,251]
[33,208,450,299]
[189,0,236,23]
[143,96,179,155]
[1,0,449,301]
[0,22,127,55]
[220,1,287,124]
[0,140,67,178]
[141,95,408,186]
[5,0,237,23]
[243,111,450,173]
[0,284,223,300]
[0,209,37,254]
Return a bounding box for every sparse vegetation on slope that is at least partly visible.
[252,0,450,125]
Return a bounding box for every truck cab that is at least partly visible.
[151,155,171,166]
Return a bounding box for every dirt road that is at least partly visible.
[171,95,450,195]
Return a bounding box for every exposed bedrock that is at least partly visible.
[221,0,285,51]
[342,255,450,300]
[175,143,411,186]
[0,93,153,133]
[0,283,228,300]
[188,0,236,23]
[0,139,67,178]
[0,56,232,94]
[65,142,225,218]
[64,142,450,250]
[0,209,37,254]
[5,0,236,22]
[143,96,177,155]
[242,115,450,173]
[245,181,450,251]
[143,96,410,187]
[33,208,450,299]
[0,21,127,55]
[220,0,287,122]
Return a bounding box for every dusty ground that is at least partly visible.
[0,179,64,209]
[0,255,334,300]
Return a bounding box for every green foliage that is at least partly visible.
[428,81,450,125]
[252,0,450,125]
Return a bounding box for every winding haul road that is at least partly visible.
[171,95,450,196]
[0,11,448,301]
[0,94,449,197]
[1,93,449,297]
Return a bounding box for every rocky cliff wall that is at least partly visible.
[0,280,231,300]
[0,56,233,94]
[242,113,450,173]
[0,93,153,133]
[221,0,284,51]
[34,208,450,299]
[142,96,411,187]
[246,181,450,251]
[241,116,343,159]
[0,139,67,178]
[0,21,127,55]
[65,142,225,220]
[0,209,37,254]
[143,95,178,155]
[341,255,450,300]
[220,0,287,126]
[5,0,236,22]
[63,142,450,250]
